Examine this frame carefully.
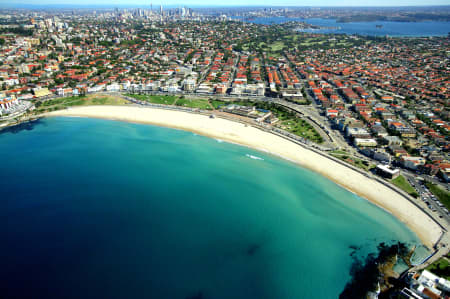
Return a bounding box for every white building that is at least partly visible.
[400,156,426,170]
[408,270,450,298]
[376,164,399,179]
[0,97,18,110]
[106,83,121,92]
[354,138,377,147]
[87,85,105,93]
[183,79,196,92]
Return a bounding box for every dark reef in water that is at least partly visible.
[340,242,409,299]
[246,243,262,256]
[185,291,205,299]
[0,118,43,135]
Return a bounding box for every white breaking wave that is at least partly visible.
[246,154,264,161]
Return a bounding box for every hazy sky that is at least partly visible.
[2,0,450,7]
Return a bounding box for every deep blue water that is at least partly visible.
[0,117,425,298]
[233,16,450,36]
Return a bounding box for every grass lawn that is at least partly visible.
[211,99,324,144]
[300,38,323,46]
[288,98,310,105]
[175,98,211,110]
[391,175,419,198]
[230,100,255,107]
[425,181,450,210]
[331,150,348,155]
[210,99,227,109]
[426,257,450,280]
[40,96,80,107]
[329,153,375,171]
[280,118,323,143]
[269,41,285,51]
[126,94,177,105]
[36,94,129,113]
[226,100,323,144]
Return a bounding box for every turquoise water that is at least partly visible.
[233,16,450,36]
[0,117,423,298]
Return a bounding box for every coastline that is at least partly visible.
[44,105,443,248]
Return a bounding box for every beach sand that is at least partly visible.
[45,105,443,248]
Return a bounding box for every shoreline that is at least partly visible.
[44,105,444,248]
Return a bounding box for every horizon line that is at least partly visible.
[2,4,450,9]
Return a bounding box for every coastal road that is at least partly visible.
[268,99,336,148]
[402,172,450,224]
[269,97,355,151]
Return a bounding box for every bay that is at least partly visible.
[0,117,425,298]
[232,16,450,36]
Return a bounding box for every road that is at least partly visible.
[402,171,450,224]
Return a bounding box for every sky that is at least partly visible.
[1,0,450,7]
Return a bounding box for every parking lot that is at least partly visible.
[405,173,450,223]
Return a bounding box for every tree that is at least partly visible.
[54,78,64,85]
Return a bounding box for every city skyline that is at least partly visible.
[2,0,450,8]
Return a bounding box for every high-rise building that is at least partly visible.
[160,5,163,15]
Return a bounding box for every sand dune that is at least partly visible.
[46,105,444,248]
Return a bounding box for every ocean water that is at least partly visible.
[233,16,450,36]
[0,117,424,298]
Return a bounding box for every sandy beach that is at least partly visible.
[46,105,443,248]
